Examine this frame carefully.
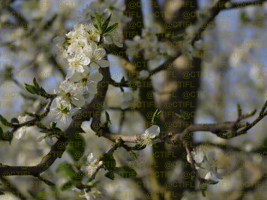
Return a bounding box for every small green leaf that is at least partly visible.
[93,24,99,30]
[33,78,39,87]
[102,14,112,32]
[105,171,115,180]
[201,190,206,197]
[50,122,57,130]
[151,108,161,124]
[104,23,118,35]
[113,166,137,178]
[105,111,112,124]
[172,33,185,41]
[132,144,146,150]
[249,109,257,116]
[25,84,38,94]
[11,118,19,124]
[102,153,116,171]
[207,180,219,185]
[44,14,57,29]
[120,77,126,84]
[61,180,74,191]
[94,12,103,33]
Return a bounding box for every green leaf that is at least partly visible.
[172,33,185,41]
[0,115,9,126]
[24,84,38,94]
[44,14,57,29]
[105,171,115,180]
[33,78,39,87]
[56,162,76,179]
[113,166,137,178]
[102,14,112,32]
[151,109,161,124]
[11,118,19,124]
[207,180,219,185]
[132,144,146,150]
[105,111,112,124]
[120,77,126,84]
[102,153,116,171]
[104,23,118,35]
[201,190,206,197]
[61,180,74,191]
[200,181,208,197]
[67,132,86,161]
[93,24,99,30]
[0,190,4,195]
[50,122,57,130]
[94,12,103,33]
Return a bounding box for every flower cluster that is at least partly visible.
[187,146,223,181]
[125,27,176,60]
[52,6,126,124]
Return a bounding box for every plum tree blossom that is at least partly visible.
[142,125,160,146]
[187,146,223,181]
[13,115,33,139]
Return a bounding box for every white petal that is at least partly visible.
[94,48,106,60]
[123,92,133,101]
[72,98,85,108]
[37,136,45,142]
[115,41,123,48]
[90,62,100,70]
[81,121,92,133]
[145,125,160,135]
[96,60,109,68]
[80,57,90,65]
[66,68,75,79]
[45,137,54,145]
[87,84,98,94]
[205,172,212,180]
[121,101,130,109]
[104,36,112,44]
[87,153,94,162]
[90,73,103,82]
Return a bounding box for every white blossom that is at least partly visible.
[57,80,85,108]
[14,115,32,139]
[125,36,144,57]
[187,146,223,181]
[139,70,149,80]
[86,153,103,176]
[69,67,103,95]
[88,42,109,69]
[143,125,160,146]
[50,97,79,124]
